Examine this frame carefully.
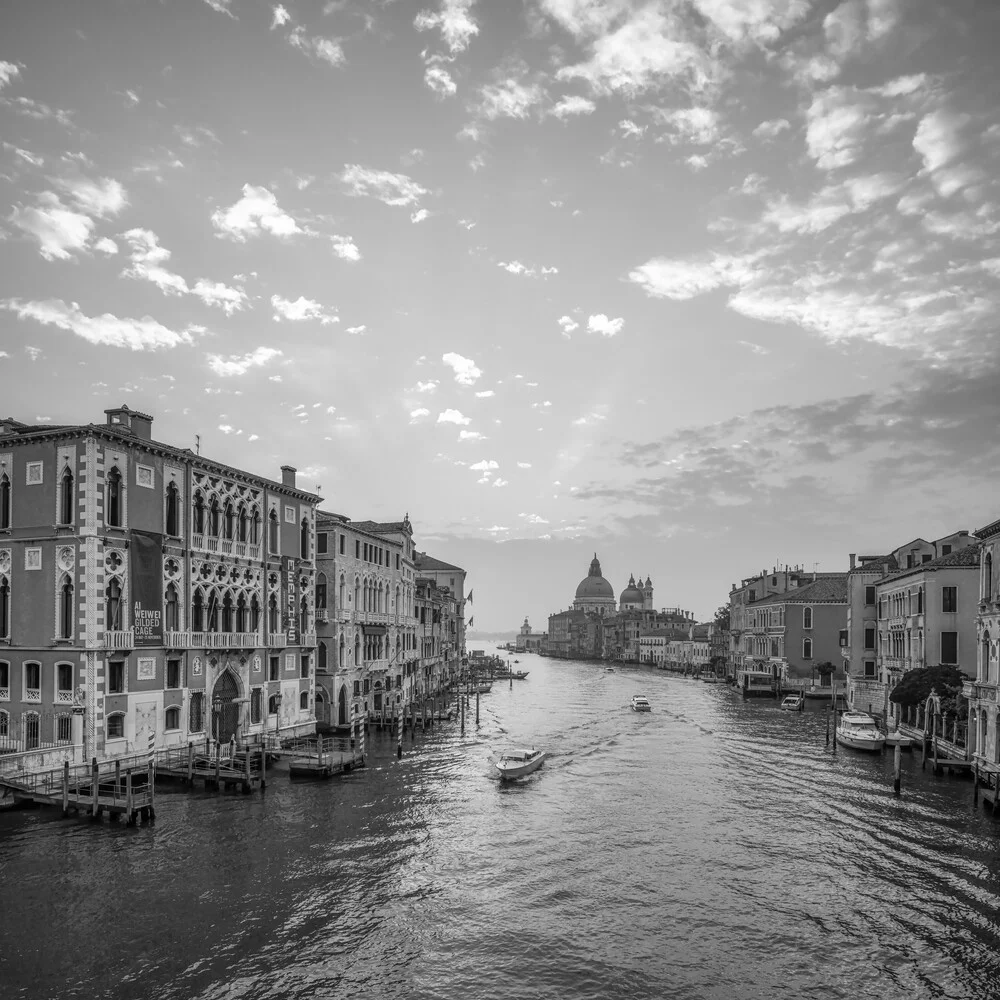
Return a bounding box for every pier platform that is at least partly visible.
[285,736,365,779]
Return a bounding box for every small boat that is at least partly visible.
[780,694,803,712]
[605,667,615,673]
[630,695,652,712]
[700,672,721,683]
[513,659,520,664]
[883,729,913,749]
[474,683,492,694]
[509,670,529,679]
[836,711,886,751]
[495,748,546,780]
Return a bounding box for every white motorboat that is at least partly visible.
[836,711,886,751]
[495,748,546,780]
[630,695,652,712]
[883,729,914,749]
[780,694,803,712]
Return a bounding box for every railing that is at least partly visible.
[366,659,390,673]
[300,633,317,647]
[55,689,73,704]
[266,632,286,648]
[193,631,260,649]
[337,609,352,623]
[315,609,329,623]
[25,687,41,702]
[0,686,8,701]
[104,630,135,649]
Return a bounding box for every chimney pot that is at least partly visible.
[849,553,856,570]
[280,465,297,488]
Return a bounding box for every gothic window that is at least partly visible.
[318,641,327,672]
[316,574,327,610]
[222,592,234,632]
[224,501,235,540]
[251,595,261,631]
[354,578,360,609]
[300,597,308,634]
[268,593,279,633]
[209,497,221,537]
[106,467,123,527]
[191,589,204,632]
[354,634,361,664]
[166,481,180,536]
[165,584,179,631]
[0,474,9,529]
[237,593,248,632]
[106,578,123,630]
[300,518,310,559]
[339,634,345,668]
[0,575,9,638]
[269,509,279,554]
[251,509,261,545]
[987,553,994,602]
[207,591,220,632]
[59,575,74,639]
[193,490,205,534]
[238,504,248,543]
[339,575,346,609]
[60,467,74,525]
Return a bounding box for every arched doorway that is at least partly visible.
[373,680,383,713]
[315,689,327,725]
[338,685,348,727]
[212,670,241,745]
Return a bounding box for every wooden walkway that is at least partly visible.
[285,736,365,779]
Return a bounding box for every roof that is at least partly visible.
[754,575,848,604]
[879,543,982,585]
[352,519,412,534]
[850,554,899,574]
[975,516,1000,540]
[414,551,465,573]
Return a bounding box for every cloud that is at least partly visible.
[0,61,21,91]
[619,118,646,138]
[459,430,486,440]
[550,95,597,119]
[587,313,624,337]
[492,478,508,488]
[1,298,199,350]
[410,407,430,422]
[288,26,345,67]
[202,0,235,16]
[498,260,557,277]
[271,4,290,28]
[437,408,471,425]
[94,237,118,255]
[470,459,499,471]
[331,234,361,260]
[9,193,95,260]
[475,389,494,397]
[270,294,339,324]
[212,184,304,240]
[207,346,283,376]
[477,69,545,120]
[341,164,427,206]
[442,351,481,385]
[415,380,439,392]
[752,118,790,139]
[2,96,73,127]
[56,176,128,217]
[520,513,548,524]
[628,254,756,299]
[414,0,479,54]
[557,315,579,337]
[411,208,430,223]
[424,56,458,97]
[346,324,367,335]
[656,106,720,145]
[516,461,532,468]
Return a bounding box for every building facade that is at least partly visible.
[515,617,546,653]
[0,405,320,763]
[966,517,1000,762]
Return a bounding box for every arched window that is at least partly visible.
[60,467,74,525]
[268,593,279,633]
[222,592,234,632]
[269,510,279,554]
[300,518,310,559]
[354,633,361,665]
[193,490,205,534]
[803,607,813,630]
[354,577,360,610]
[209,497,221,537]
[987,553,994,603]
[0,575,9,639]
[339,634,345,668]
[300,597,309,634]
[339,575,346,609]
[316,573,327,610]
[166,481,179,536]
[165,706,181,731]
[165,584,179,631]
[268,693,280,716]
[0,709,8,739]
[107,712,125,740]
[251,509,261,545]
[251,595,261,631]
[59,575,74,639]
[238,504,248,543]
[318,640,328,672]
[0,474,10,529]
[191,589,204,632]
[803,637,813,659]
[236,593,248,632]
[224,500,235,540]
[300,691,309,710]
[189,692,205,732]
[106,467,123,527]
[982,630,991,684]
[106,578,123,630]
[207,590,220,632]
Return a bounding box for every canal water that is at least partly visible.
[3,652,1000,1000]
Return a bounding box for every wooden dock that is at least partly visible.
[153,740,267,792]
[285,736,364,779]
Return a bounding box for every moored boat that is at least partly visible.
[495,748,546,780]
[780,694,803,712]
[836,711,886,751]
[630,695,652,712]
[883,729,914,749]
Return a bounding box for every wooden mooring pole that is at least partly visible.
[461,690,465,734]
[90,757,100,820]
[147,759,155,821]
[973,761,979,805]
[476,690,480,727]
[825,708,830,748]
[259,744,267,791]
[62,760,70,817]
[893,743,901,796]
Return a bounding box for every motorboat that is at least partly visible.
[836,711,886,751]
[780,694,803,712]
[513,659,520,663]
[630,695,652,712]
[605,667,615,673]
[883,729,914,749]
[474,683,492,694]
[495,748,546,780]
[509,670,529,680]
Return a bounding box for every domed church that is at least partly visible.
[572,554,618,616]
[619,574,654,612]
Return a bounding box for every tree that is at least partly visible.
[889,665,966,709]
[713,604,730,630]
[815,660,837,678]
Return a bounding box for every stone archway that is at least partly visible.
[212,670,242,744]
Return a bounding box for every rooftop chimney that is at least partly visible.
[280,465,297,489]
[849,553,856,570]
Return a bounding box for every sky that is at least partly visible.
[2,0,999,634]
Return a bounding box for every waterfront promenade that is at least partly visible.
[2,651,1000,999]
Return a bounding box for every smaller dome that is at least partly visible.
[620,573,644,605]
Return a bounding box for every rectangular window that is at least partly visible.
[941,631,958,664]
[363,679,370,694]
[941,544,952,556]
[26,461,43,485]
[318,532,328,554]
[0,661,8,690]
[189,692,205,732]
[906,555,915,568]
[864,585,876,605]
[353,680,360,696]
[864,660,877,678]
[396,554,400,569]
[300,654,310,678]
[942,586,957,613]
[339,534,345,554]
[166,659,181,688]
[363,543,368,561]
[864,626,876,650]
[269,656,280,681]
[355,540,360,558]
[56,714,72,743]
[108,660,125,693]
[922,554,931,564]
[251,687,263,723]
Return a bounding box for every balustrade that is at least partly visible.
[0,686,9,701]
[25,687,41,701]
[104,630,135,649]
[301,633,317,647]
[55,689,73,704]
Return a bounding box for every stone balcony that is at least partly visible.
[191,532,262,561]
[104,630,135,649]
[165,630,261,649]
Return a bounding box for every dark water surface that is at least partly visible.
[3,652,1000,1000]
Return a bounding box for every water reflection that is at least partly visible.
[3,653,1000,999]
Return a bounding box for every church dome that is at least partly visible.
[620,573,644,606]
[575,554,614,600]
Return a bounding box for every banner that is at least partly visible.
[283,556,299,645]
[130,530,163,646]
